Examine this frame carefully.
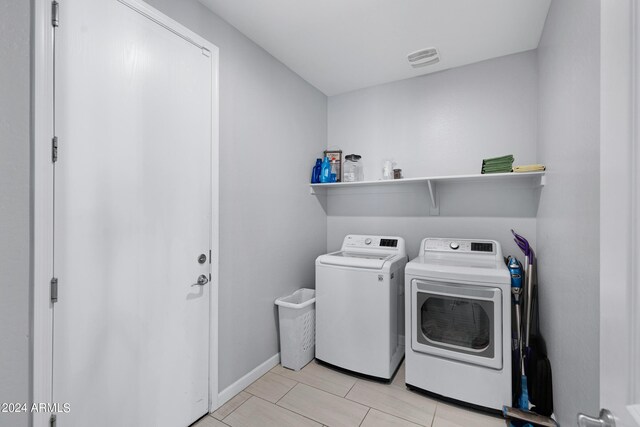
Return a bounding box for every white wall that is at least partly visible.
[327,52,539,258]
[329,51,538,180]
[0,1,31,427]
[143,0,328,392]
[536,0,601,424]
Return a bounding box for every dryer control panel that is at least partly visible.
[422,238,497,255]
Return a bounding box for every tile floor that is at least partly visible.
[193,360,507,427]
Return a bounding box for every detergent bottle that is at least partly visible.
[311,158,322,183]
[320,156,332,183]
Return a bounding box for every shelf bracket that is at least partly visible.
[310,186,326,196]
[427,180,439,215]
[539,175,547,187]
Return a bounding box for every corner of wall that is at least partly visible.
[534,0,601,423]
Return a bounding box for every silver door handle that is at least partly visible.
[196,274,209,286]
[577,409,615,427]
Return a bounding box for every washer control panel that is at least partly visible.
[423,238,496,255]
[344,235,397,248]
[341,235,405,254]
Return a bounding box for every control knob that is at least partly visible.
[365,238,372,245]
[449,242,460,250]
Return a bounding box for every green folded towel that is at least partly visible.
[481,154,514,174]
[483,160,513,167]
[483,164,513,170]
[483,154,514,164]
[482,167,513,174]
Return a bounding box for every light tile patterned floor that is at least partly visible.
[194,360,507,427]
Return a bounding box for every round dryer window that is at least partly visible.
[421,297,491,351]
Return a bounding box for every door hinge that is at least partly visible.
[209,249,212,263]
[51,136,58,163]
[51,1,59,27]
[50,414,57,427]
[50,277,58,303]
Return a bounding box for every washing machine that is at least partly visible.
[316,235,407,380]
[404,238,512,411]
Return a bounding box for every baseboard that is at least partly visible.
[215,353,280,410]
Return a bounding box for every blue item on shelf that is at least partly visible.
[320,156,331,183]
[311,158,322,183]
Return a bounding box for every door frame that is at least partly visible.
[32,1,220,424]
[600,0,640,424]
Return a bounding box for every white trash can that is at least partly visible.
[275,288,316,371]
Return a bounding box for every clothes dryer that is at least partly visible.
[405,238,512,411]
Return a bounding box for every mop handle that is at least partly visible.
[525,254,534,347]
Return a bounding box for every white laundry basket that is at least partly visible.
[275,288,316,371]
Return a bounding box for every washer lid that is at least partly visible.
[318,251,395,270]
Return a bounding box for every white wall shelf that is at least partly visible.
[310,171,545,215]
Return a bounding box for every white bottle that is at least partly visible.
[382,160,395,180]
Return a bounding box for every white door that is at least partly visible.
[53,1,214,426]
[587,2,640,427]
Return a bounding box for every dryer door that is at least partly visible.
[411,279,503,370]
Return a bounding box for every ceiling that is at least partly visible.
[198,0,551,96]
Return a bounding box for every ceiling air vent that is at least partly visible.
[407,48,440,68]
